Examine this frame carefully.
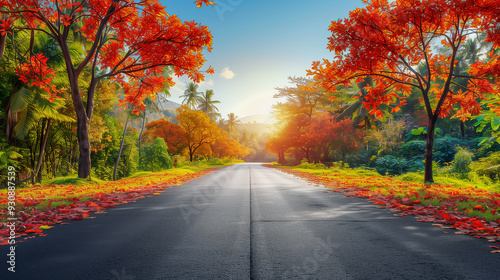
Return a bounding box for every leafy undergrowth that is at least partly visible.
[0,168,219,245]
[266,164,500,252]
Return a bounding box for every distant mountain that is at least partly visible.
[157,100,181,110]
[238,114,271,124]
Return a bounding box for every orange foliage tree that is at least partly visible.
[174,106,220,162]
[265,113,365,164]
[141,118,187,155]
[265,136,289,165]
[0,0,215,177]
[210,131,251,159]
[308,114,365,162]
[308,0,500,182]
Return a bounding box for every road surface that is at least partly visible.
[2,163,500,279]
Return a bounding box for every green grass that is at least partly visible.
[32,158,243,187]
[394,172,500,192]
[274,162,500,193]
[41,176,106,186]
[276,164,381,178]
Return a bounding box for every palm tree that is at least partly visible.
[226,113,241,138]
[198,89,221,120]
[180,82,203,109]
[10,88,74,183]
[217,118,228,131]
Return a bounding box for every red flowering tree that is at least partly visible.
[308,0,500,182]
[0,0,215,177]
[307,114,365,162]
[141,118,187,155]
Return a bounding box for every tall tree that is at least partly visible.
[141,118,187,155]
[198,89,221,120]
[226,113,241,138]
[1,0,215,178]
[180,82,203,109]
[175,105,220,162]
[273,77,326,122]
[308,0,500,182]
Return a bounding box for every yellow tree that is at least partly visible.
[174,106,220,161]
[211,131,250,158]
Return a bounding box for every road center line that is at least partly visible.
[249,164,254,280]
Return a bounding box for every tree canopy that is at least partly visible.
[308,0,500,182]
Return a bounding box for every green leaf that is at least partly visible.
[10,88,32,113]
[411,127,427,136]
[0,152,7,164]
[475,114,486,122]
[492,118,500,131]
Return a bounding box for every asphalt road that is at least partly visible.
[2,163,500,279]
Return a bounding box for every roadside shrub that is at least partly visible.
[298,159,316,169]
[208,157,222,165]
[434,137,473,164]
[140,137,173,171]
[398,137,474,165]
[451,147,473,175]
[297,159,328,169]
[344,148,378,168]
[470,151,500,181]
[374,155,407,175]
[397,140,426,160]
[332,161,349,169]
[373,155,423,175]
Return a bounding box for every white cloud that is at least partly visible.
[220,67,235,79]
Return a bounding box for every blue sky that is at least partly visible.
[161,0,364,119]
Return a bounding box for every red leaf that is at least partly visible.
[441,213,452,220]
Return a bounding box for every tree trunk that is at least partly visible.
[75,105,91,178]
[113,116,129,181]
[0,33,6,61]
[5,84,17,143]
[18,119,52,184]
[60,36,92,178]
[37,120,47,183]
[66,71,91,178]
[278,151,287,165]
[424,116,438,183]
[138,110,147,159]
[460,120,465,139]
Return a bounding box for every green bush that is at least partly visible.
[373,155,424,175]
[140,137,173,171]
[0,143,25,184]
[398,137,474,165]
[451,147,473,175]
[331,161,348,169]
[208,157,223,165]
[434,137,473,164]
[344,148,378,168]
[298,158,315,169]
[297,159,329,169]
[397,140,426,160]
[470,151,500,181]
[374,155,407,175]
